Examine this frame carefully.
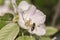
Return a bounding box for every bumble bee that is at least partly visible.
[31,23,35,31]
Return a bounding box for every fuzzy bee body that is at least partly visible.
[31,23,35,31]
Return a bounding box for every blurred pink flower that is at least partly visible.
[0,0,14,16]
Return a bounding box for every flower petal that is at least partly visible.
[18,9,31,29]
[28,24,46,36]
[18,1,46,35]
[26,5,36,15]
[23,5,36,20]
[0,0,14,16]
[29,9,46,25]
[18,1,31,11]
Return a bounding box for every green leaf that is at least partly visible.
[16,36,35,40]
[0,0,4,5]
[45,27,58,36]
[0,20,8,29]
[0,23,19,40]
[0,13,13,21]
[10,0,14,10]
[16,0,22,6]
[0,13,13,29]
[40,36,51,40]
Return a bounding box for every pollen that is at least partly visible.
[13,15,18,23]
[25,20,31,27]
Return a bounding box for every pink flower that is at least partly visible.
[18,1,46,36]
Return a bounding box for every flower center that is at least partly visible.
[25,20,31,27]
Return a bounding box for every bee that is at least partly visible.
[31,23,35,31]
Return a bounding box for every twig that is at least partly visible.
[52,0,60,26]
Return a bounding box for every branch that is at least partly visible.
[52,0,60,26]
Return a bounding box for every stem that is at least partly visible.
[11,0,18,13]
[52,0,60,26]
[30,34,32,37]
[22,32,24,36]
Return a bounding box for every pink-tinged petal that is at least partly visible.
[36,10,46,24]
[18,9,30,29]
[18,19,31,29]
[23,5,36,20]
[29,10,46,25]
[0,0,14,16]
[34,25,46,36]
[18,1,31,11]
[36,10,46,16]
[26,5,36,15]
[28,24,46,36]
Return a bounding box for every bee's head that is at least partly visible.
[31,23,35,31]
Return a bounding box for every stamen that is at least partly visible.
[13,15,18,23]
[25,20,31,27]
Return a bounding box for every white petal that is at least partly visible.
[34,28,46,36]
[18,20,28,29]
[18,18,29,29]
[0,6,14,16]
[35,10,46,24]
[28,24,46,36]
[18,19,31,29]
[26,5,36,15]
[18,10,30,29]
[35,24,46,36]
[23,5,36,20]
[29,10,46,25]
[18,1,31,11]
[0,6,8,16]
[36,10,46,16]
[0,0,14,16]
